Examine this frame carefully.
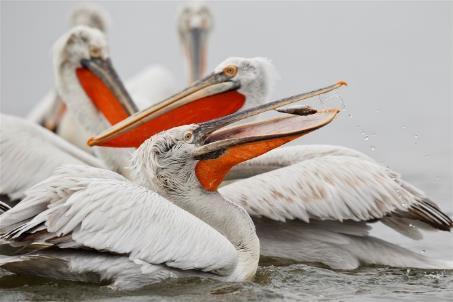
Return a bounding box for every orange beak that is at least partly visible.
[77,58,139,125]
[185,81,347,191]
[194,108,340,191]
[87,72,248,148]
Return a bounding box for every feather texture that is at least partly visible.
[0,114,106,200]
[221,154,452,234]
[0,165,238,275]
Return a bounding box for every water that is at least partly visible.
[1,172,452,301]
[1,262,453,301]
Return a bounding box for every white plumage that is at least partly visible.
[220,144,453,269]
[0,125,261,287]
[1,165,237,274]
[2,24,276,206]
[256,219,453,270]
[0,114,106,201]
[27,3,110,153]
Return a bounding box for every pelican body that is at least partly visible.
[0,24,275,203]
[0,84,341,289]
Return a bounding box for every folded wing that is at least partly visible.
[0,165,238,275]
[220,155,452,238]
[0,114,106,200]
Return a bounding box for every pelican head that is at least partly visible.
[69,2,110,33]
[129,82,346,194]
[87,57,278,148]
[54,25,137,132]
[39,4,111,133]
[178,1,213,83]
[214,57,277,109]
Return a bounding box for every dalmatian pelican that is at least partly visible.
[0,84,342,289]
[0,25,274,202]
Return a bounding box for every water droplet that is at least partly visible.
[348,113,353,119]
[402,125,407,130]
[337,93,347,110]
[364,135,369,141]
[370,145,376,151]
[414,134,419,140]
[409,224,415,228]
[421,249,426,254]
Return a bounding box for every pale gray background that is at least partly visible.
[1,1,452,212]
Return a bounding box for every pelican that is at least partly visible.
[0,25,276,202]
[26,3,110,153]
[89,91,453,269]
[0,85,341,289]
[26,3,177,150]
[25,2,215,155]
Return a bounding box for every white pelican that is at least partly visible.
[26,3,176,150]
[89,89,453,270]
[0,25,276,202]
[0,86,341,289]
[52,27,276,169]
[26,2,214,155]
[26,3,111,153]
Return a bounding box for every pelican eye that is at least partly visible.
[184,131,194,142]
[223,65,238,77]
[90,47,102,58]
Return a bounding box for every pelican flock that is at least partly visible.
[0,2,452,290]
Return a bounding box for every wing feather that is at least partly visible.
[220,156,452,234]
[0,165,237,274]
[0,114,106,200]
[226,145,374,180]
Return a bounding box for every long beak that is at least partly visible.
[189,81,347,191]
[194,107,340,191]
[192,81,347,142]
[77,57,139,125]
[88,72,246,148]
[184,26,209,83]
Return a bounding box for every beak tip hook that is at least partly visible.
[337,80,348,87]
[87,137,96,147]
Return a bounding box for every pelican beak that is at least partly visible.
[77,56,139,125]
[182,25,210,83]
[87,71,246,148]
[191,82,347,191]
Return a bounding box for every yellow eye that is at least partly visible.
[90,47,102,58]
[223,65,238,77]
[184,131,193,142]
